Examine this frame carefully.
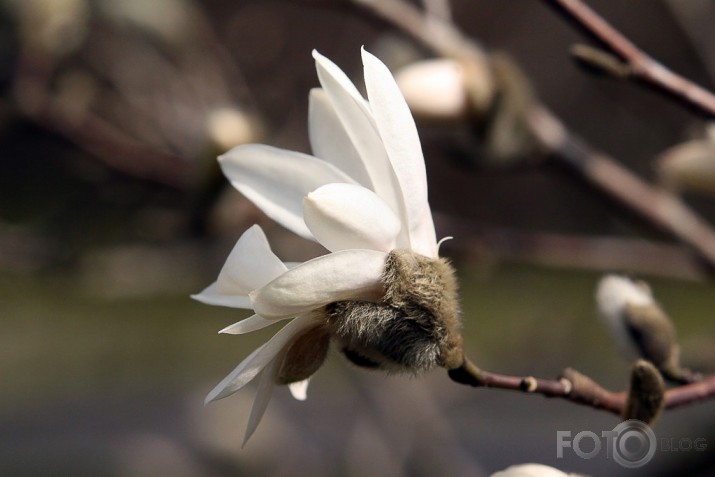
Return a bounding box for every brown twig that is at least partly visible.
[450,357,715,417]
[665,373,715,410]
[449,358,625,414]
[541,0,715,118]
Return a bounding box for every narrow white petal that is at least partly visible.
[243,358,279,447]
[219,144,355,239]
[309,88,373,188]
[288,379,310,401]
[361,48,437,257]
[219,314,284,335]
[191,283,253,309]
[216,224,287,295]
[303,183,401,252]
[312,50,409,248]
[251,249,387,318]
[205,314,316,403]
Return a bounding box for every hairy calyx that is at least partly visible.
[325,249,464,374]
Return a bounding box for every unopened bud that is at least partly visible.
[395,59,471,120]
[596,275,691,383]
[656,140,715,197]
[623,360,665,425]
[206,107,259,151]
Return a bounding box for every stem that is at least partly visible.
[450,358,715,417]
[665,374,715,410]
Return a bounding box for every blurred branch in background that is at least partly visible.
[6,0,262,189]
[664,0,715,86]
[352,0,715,276]
[0,0,271,277]
[435,214,705,281]
[542,0,715,118]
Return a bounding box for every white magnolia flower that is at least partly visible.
[193,48,463,444]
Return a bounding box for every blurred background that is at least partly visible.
[1,0,714,476]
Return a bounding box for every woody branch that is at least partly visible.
[449,358,715,417]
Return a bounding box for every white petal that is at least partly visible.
[216,224,287,295]
[309,88,373,188]
[243,358,279,446]
[303,183,401,252]
[205,314,316,403]
[219,144,355,239]
[251,249,387,318]
[219,314,283,335]
[361,48,437,257]
[191,283,253,309]
[288,379,310,401]
[312,50,408,248]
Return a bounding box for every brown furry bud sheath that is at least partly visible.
[326,249,463,374]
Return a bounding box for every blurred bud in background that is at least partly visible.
[656,123,715,197]
[596,274,697,383]
[395,58,471,121]
[205,107,261,154]
[395,50,538,169]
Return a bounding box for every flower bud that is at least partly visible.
[656,139,715,197]
[206,107,259,151]
[623,360,665,425]
[596,275,692,383]
[394,59,471,120]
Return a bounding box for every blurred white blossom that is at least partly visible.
[490,463,581,477]
[395,58,470,120]
[596,274,687,382]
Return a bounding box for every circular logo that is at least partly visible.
[609,420,657,468]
